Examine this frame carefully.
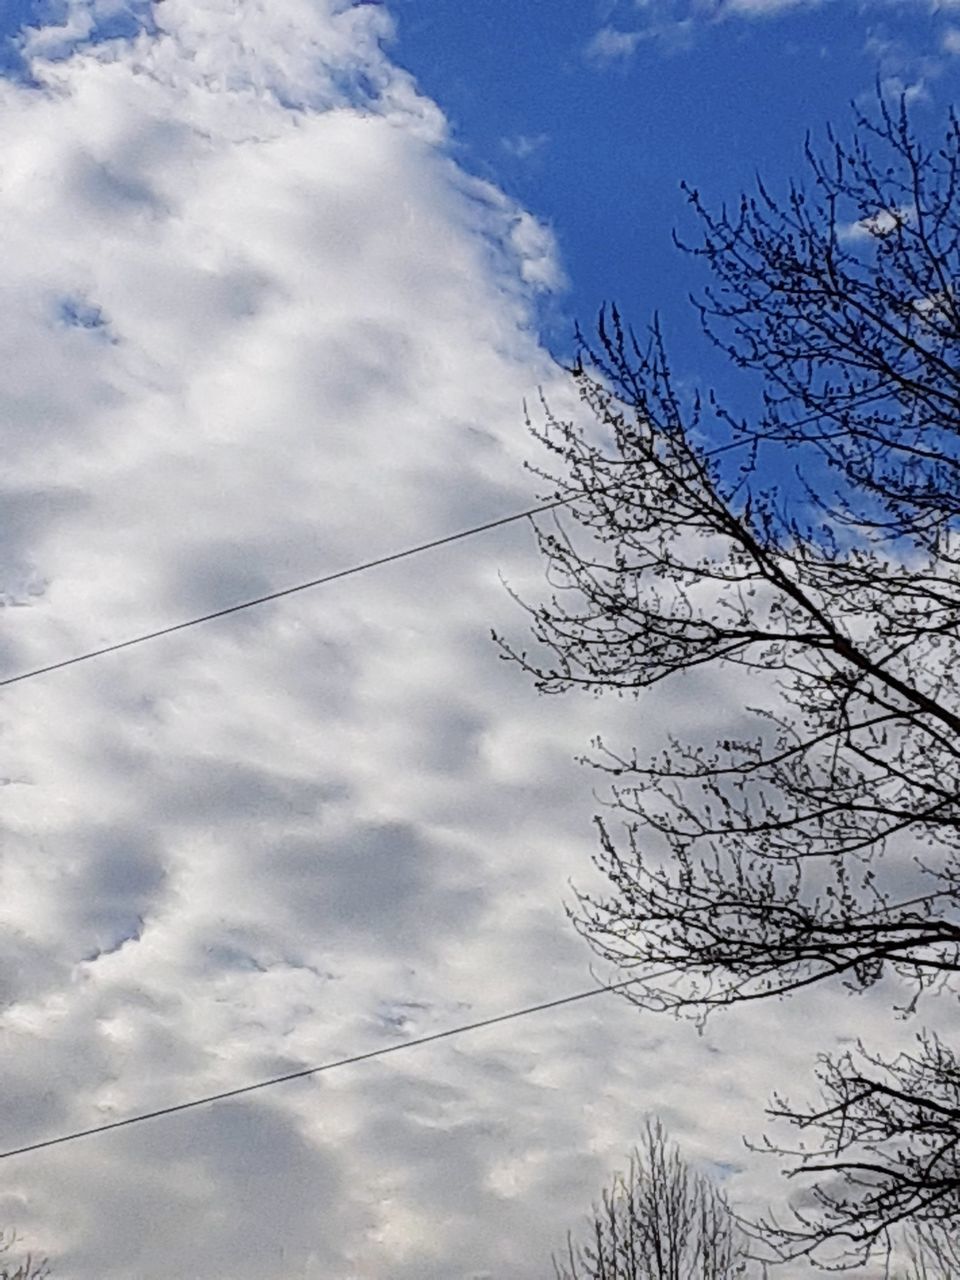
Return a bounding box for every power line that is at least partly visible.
[0,385,857,698]
[0,976,652,1161]
[0,419,770,694]
[0,496,571,692]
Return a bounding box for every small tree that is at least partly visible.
[0,1232,48,1280]
[554,1119,747,1280]
[501,97,960,1266]
[1,1261,48,1280]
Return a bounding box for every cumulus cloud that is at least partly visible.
[0,2,925,1277]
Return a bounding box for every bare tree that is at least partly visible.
[0,1232,48,1280]
[896,1225,960,1279]
[555,1119,747,1280]
[0,1261,48,1280]
[500,97,960,1266]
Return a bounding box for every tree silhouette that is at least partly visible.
[0,1232,48,1280]
[501,97,960,1266]
[554,1120,747,1280]
[898,1225,960,1279]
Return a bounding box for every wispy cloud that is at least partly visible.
[587,0,956,76]
[501,131,550,160]
[585,24,644,66]
[720,0,816,13]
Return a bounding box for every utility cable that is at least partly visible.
[0,392,864,695]
[0,496,572,691]
[0,417,782,695]
[0,974,661,1161]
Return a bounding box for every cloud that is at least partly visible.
[585,24,644,66]
[837,202,915,241]
[588,0,957,77]
[583,1,813,68]
[0,2,939,1278]
[500,131,549,160]
[721,0,815,12]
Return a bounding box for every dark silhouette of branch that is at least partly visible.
[554,1119,748,1279]
[897,1224,960,1278]
[0,1231,49,1280]
[500,97,960,1266]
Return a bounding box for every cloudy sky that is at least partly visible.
[0,1,957,1276]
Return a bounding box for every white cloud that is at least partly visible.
[838,202,915,241]
[508,211,564,291]
[585,1,814,69]
[585,24,644,67]
[0,2,938,1277]
[500,131,549,160]
[723,0,816,12]
[602,0,955,76]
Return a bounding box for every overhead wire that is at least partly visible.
[0,496,574,691]
[0,417,765,694]
[0,974,669,1161]
[0,424,796,1147]
[0,429,766,1158]
[0,383,874,697]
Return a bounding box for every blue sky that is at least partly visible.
[0,3,955,1276]
[386,0,960,505]
[388,0,960,371]
[6,0,958,366]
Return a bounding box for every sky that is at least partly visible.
[0,1,956,1277]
